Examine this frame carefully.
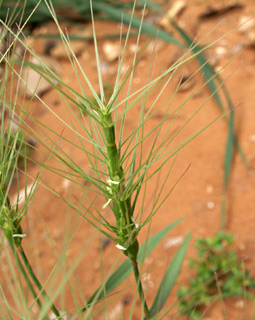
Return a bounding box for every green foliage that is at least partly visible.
[0,0,150,25]
[177,232,255,319]
[2,130,33,184]
[86,219,183,308]
[1,0,246,231]
[0,1,248,318]
[0,1,199,317]
[149,232,191,318]
[0,129,33,248]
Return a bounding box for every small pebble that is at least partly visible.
[103,42,120,62]
[215,46,227,58]
[20,55,60,98]
[106,303,123,320]
[238,16,255,34]
[207,201,215,210]
[164,236,183,249]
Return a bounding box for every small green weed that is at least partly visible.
[177,232,255,319]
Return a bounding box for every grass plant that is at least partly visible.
[1,0,247,230]
[0,1,249,319]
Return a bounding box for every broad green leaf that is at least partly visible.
[149,231,191,317]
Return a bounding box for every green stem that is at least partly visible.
[102,110,139,259]
[7,240,44,312]
[102,113,133,228]
[102,113,123,179]
[19,249,61,319]
[132,260,151,319]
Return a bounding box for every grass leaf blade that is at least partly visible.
[149,231,191,317]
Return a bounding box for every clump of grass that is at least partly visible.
[2,0,244,232]
[0,105,61,319]
[0,0,246,319]
[177,232,255,319]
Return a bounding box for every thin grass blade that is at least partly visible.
[149,231,191,317]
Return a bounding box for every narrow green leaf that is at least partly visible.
[221,110,234,228]
[31,32,138,41]
[85,219,183,307]
[149,231,192,317]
